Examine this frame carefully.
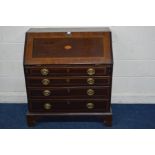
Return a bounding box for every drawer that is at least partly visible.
[27,86,110,99]
[24,65,112,76]
[29,99,109,113]
[26,76,111,87]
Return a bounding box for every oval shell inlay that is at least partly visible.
[64,45,72,50]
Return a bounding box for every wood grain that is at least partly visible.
[24,28,113,127]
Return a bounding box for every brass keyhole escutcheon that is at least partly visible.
[64,45,72,50]
[87,68,95,76]
[86,103,94,109]
[66,79,70,83]
[44,103,52,110]
[43,90,51,96]
[40,68,49,76]
[42,79,50,86]
[87,78,95,85]
[87,89,95,96]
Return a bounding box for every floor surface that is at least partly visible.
[0,104,155,129]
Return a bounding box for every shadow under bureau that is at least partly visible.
[24,28,113,127]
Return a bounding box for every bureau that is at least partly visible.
[24,27,113,127]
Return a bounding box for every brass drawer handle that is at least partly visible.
[87,78,95,85]
[42,78,50,86]
[43,90,51,96]
[87,68,95,76]
[86,103,94,109]
[44,103,52,110]
[40,68,49,76]
[87,89,95,96]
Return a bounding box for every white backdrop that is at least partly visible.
[0,26,155,103]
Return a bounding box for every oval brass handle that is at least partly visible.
[87,78,95,85]
[87,89,95,96]
[42,79,50,86]
[44,103,52,110]
[87,68,95,76]
[64,45,72,50]
[40,68,49,76]
[86,103,94,109]
[43,90,51,96]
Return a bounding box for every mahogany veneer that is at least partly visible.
[24,27,113,127]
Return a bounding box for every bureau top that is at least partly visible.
[27,27,111,33]
[24,28,113,65]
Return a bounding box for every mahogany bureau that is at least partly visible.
[24,27,113,127]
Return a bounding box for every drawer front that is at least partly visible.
[26,77,110,87]
[29,99,109,112]
[28,88,68,97]
[27,87,110,99]
[25,66,112,76]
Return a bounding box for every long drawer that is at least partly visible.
[25,65,112,76]
[27,86,110,99]
[29,99,110,113]
[26,76,111,87]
